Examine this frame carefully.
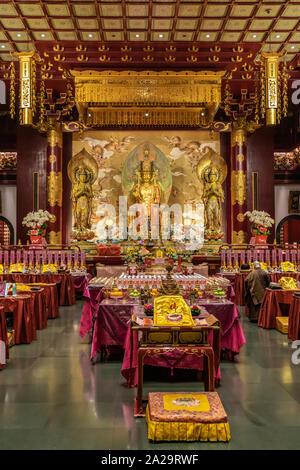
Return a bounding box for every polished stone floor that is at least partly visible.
[0,300,300,450]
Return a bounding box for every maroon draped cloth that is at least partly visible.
[197,300,246,353]
[28,289,47,330]
[0,273,75,306]
[72,273,92,293]
[79,285,104,339]
[258,288,300,329]
[0,295,36,344]
[288,295,300,341]
[235,272,300,307]
[0,306,8,369]
[91,298,136,357]
[26,283,59,319]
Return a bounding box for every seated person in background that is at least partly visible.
[245,261,270,322]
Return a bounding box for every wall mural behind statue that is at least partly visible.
[72,130,225,242]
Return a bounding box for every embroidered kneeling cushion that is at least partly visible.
[146,392,230,442]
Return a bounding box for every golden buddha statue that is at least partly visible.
[132,161,161,217]
[201,165,224,239]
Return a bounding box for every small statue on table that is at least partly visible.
[159,264,180,296]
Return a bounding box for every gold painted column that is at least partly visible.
[231,118,248,244]
[13,51,39,126]
[46,118,63,244]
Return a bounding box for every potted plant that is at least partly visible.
[22,210,53,244]
[244,210,275,244]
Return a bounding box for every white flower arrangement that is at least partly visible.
[244,210,274,236]
[22,210,52,230]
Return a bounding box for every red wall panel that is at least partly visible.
[16,125,47,243]
[247,126,275,241]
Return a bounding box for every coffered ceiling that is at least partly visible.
[0,0,299,76]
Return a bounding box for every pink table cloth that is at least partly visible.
[91,298,139,359]
[79,284,104,339]
[197,300,245,353]
[72,273,92,293]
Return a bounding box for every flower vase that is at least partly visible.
[29,228,46,245]
[255,234,268,244]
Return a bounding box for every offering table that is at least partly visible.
[131,314,220,417]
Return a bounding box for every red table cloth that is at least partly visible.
[91,298,137,358]
[258,288,300,329]
[0,273,75,306]
[79,284,104,339]
[0,306,8,370]
[26,288,47,330]
[235,272,300,307]
[27,283,59,319]
[92,298,245,359]
[288,294,300,341]
[72,273,92,293]
[197,300,245,354]
[0,295,36,344]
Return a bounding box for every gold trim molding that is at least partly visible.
[87,106,209,127]
[71,70,225,107]
[48,231,62,244]
[232,230,247,244]
[231,170,247,205]
[47,171,62,207]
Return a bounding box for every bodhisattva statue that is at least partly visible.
[201,165,224,240]
[72,167,94,232]
[67,148,98,241]
[132,161,161,217]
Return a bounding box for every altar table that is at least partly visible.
[122,313,221,389]
[79,284,104,339]
[92,298,245,360]
[235,272,300,306]
[0,295,36,344]
[0,307,8,370]
[0,273,75,306]
[258,288,300,329]
[288,295,300,341]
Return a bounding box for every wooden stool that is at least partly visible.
[134,345,215,417]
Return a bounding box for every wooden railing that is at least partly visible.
[220,243,300,267]
[0,244,86,267]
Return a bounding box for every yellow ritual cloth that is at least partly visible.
[146,392,231,442]
[280,261,295,272]
[278,277,297,290]
[153,295,195,327]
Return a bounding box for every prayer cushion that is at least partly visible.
[146,392,230,442]
[276,317,289,334]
